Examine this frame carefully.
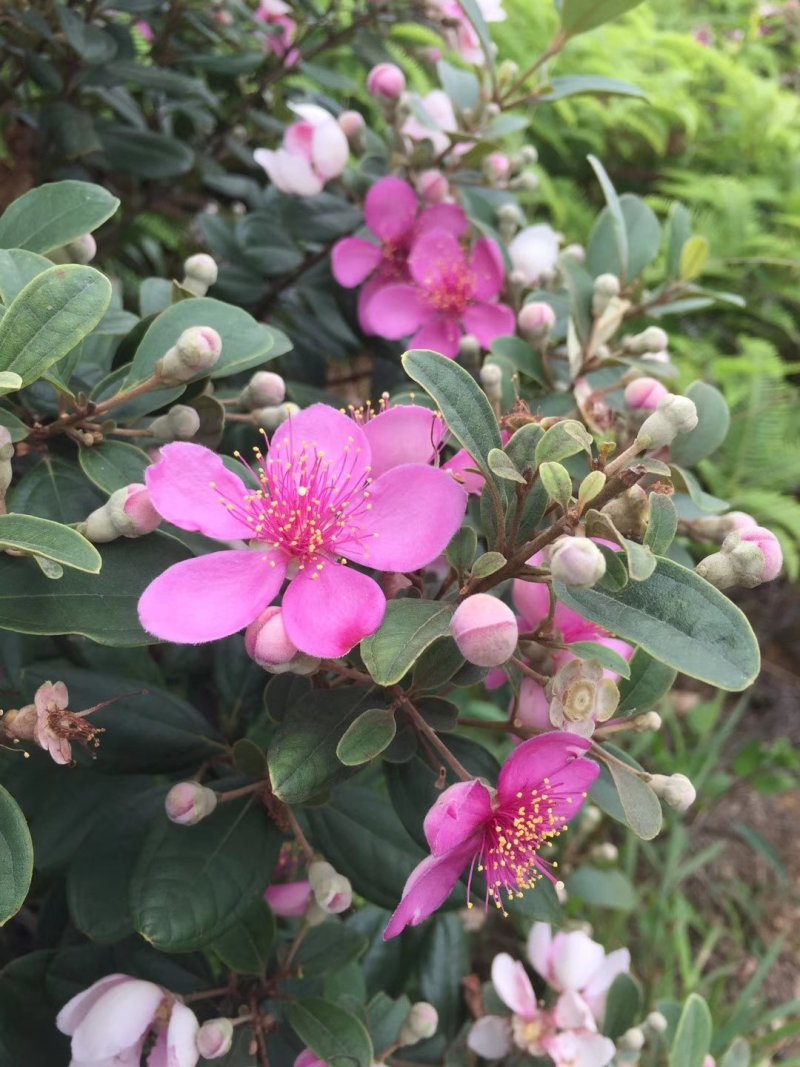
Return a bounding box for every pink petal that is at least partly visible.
[550,930,607,993]
[361,406,446,478]
[527,922,554,980]
[148,1031,169,1067]
[364,176,419,243]
[496,732,596,803]
[265,880,313,917]
[411,313,462,358]
[512,576,551,628]
[72,979,163,1061]
[284,121,315,160]
[311,117,349,180]
[516,677,550,730]
[281,562,385,658]
[543,1031,616,1067]
[467,1016,513,1059]
[461,301,516,348]
[416,202,469,239]
[57,975,130,1036]
[423,779,492,856]
[342,464,466,572]
[491,953,539,1018]
[166,1002,200,1067]
[442,448,486,495]
[582,947,631,1017]
[295,1051,328,1067]
[357,274,392,335]
[408,228,465,290]
[363,283,430,339]
[331,237,382,287]
[384,841,474,939]
[138,550,286,644]
[269,402,371,486]
[146,443,253,541]
[469,237,506,301]
[553,990,596,1031]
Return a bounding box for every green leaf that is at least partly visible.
[79,440,151,494]
[606,757,662,839]
[539,461,572,508]
[617,648,677,713]
[212,899,275,976]
[0,250,52,304]
[366,994,412,1056]
[446,526,477,572]
[131,797,280,952]
[535,419,593,465]
[585,508,657,581]
[0,372,22,396]
[720,1038,751,1067]
[268,690,373,804]
[56,5,118,62]
[0,514,100,573]
[559,256,594,344]
[361,600,454,687]
[336,708,397,767]
[540,75,647,101]
[437,60,480,110]
[566,866,636,909]
[0,181,119,254]
[471,551,507,578]
[0,265,111,387]
[555,557,760,690]
[667,202,693,279]
[419,914,469,1044]
[286,998,373,1067]
[98,126,194,180]
[645,493,679,556]
[579,470,606,506]
[0,785,33,925]
[561,0,646,36]
[488,447,525,484]
[567,641,631,678]
[7,457,103,523]
[294,921,368,979]
[603,973,643,1039]
[402,349,501,475]
[669,994,713,1067]
[588,155,629,280]
[125,297,285,386]
[0,533,192,645]
[490,336,546,385]
[679,236,709,281]
[587,193,662,282]
[670,381,730,466]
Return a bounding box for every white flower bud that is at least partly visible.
[649,772,696,812]
[479,361,503,401]
[518,301,556,340]
[562,242,585,263]
[592,273,621,317]
[620,1027,646,1051]
[239,371,286,410]
[251,402,300,432]
[549,537,606,589]
[309,861,352,913]
[634,711,662,732]
[196,1018,234,1059]
[398,1002,439,1046]
[165,781,218,825]
[645,1011,668,1034]
[635,394,698,449]
[156,326,222,385]
[624,326,669,354]
[518,145,539,165]
[581,805,602,833]
[149,404,202,441]
[66,234,97,264]
[181,253,219,296]
[590,842,619,864]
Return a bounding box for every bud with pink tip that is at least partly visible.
[696,524,782,589]
[737,525,782,581]
[624,377,670,411]
[244,606,320,676]
[518,300,556,340]
[367,62,406,100]
[181,253,218,296]
[417,169,450,204]
[309,860,352,913]
[451,594,518,668]
[68,234,97,264]
[691,511,757,541]
[338,110,365,144]
[156,326,223,384]
[196,1018,234,1059]
[79,483,161,543]
[485,152,511,181]
[239,370,286,410]
[549,537,606,589]
[165,781,218,825]
[265,880,313,917]
[398,1002,439,1045]
[635,394,698,449]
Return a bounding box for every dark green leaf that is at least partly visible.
[565,866,637,909]
[361,600,453,687]
[336,708,397,766]
[587,193,661,281]
[588,155,628,280]
[446,527,477,573]
[0,250,52,304]
[98,126,195,180]
[644,493,678,556]
[286,998,373,1067]
[294,921,368,979]
[0,785,33,925]
[561,0,646,36]
[212,900,275,975]
[540,75,647,102]
[79,440,151,494]
[617,648,677,713]
[603,973,643,1039]
[0,181,119,254]
[0,514,100,573]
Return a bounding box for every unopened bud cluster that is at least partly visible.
[695,525,782,590]
[648,772,696,812]
[635,394,698,449]
[155,326,222,385]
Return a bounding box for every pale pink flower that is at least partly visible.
[331,176,467,335]
[401,89,459,155]
[384,734,599,938]
[256,0,299,64]
[429,0,506,63]
[32,681,72,765]
[254,104,349,196]
[134,20,155,42]
[138,404,466,658]
[543,1028,617,1067]
[509,224,561,287]
[528,923,631,1023]
[56,974,199,1067]
[266,880,313,917]
[366,229,514,357]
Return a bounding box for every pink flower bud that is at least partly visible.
[518,301,556,337]
[265,880,313,917]
[157,326,222,384]
[549,537,606,589]
[245,606,299,668]
[624,377,670,411]
[486,152,511,180]
[295,1051,328,1067]
[122,484,162,535]
[417,169,450,204]
[165,781,218,825]
[367,62,406,100]
[736,525,783,581]
[135,20,155,41]
[309,861,352,913]
[451,594,518,667]
[196,1018,234,1059]
[398,1002,439,1045]
[239,370,286,410]
[338,110,365,142]
[515,678,550,730]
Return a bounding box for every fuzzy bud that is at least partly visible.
[308,860,352,913]
[735,525,783,580]
[1,704,37,741]
[417,169,449,204]
[367,62,406,100]
[509,171,539,192]
[590,842,619,864]
[624,376,670,411]
[592,273,621,317]
[649,772,696,812]
[239,370,286,410]
[619,1027,646,1051]
[251,401,300,432]
[165,781,218,825]
[67,234,97,264]
[181,254,218,296]
[696,524,782,589]
[518,145,539,165]
[549,537,606,589]
[196,1018,234,1059]
[0,426,13,497]
[624,326,669,355]
[635,394,698,449]
[398,1002,439,1046]
[690,511,757,542]
[582,805,602,833]
[79,483,161,543]
[156,326,222,384]
[149,404,201,441]
[338,110,365,145]
[601,485,650,539]
[562,243,585,263]
[479,361,503,401]
[633,711,662,732]
[518,301,556,340]
[484,152,511,182]
[645,1011,668,1034]
[451,594,518,667]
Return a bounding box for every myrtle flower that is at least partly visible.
[254,104,349,197]
[528,923,631,1024]
[367,229,515,357]
[428,0,506,63]
[32,681,104,765]
[509,223,561,287]
[255,0,299,65]
[345,396,447,477]
[56,974,199,1067]
[401,89,459,156]
[384,734,599,938]
[332,176,467,336]
[138,404,466,659]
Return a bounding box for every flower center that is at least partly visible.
[421,259,474,315]
[511,1015,547,1055]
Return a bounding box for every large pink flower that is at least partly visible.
[384,733,599,938]
[138,404,466,658]
[367,228,515,357]
[254,104,349,197]
[331,176,467,335]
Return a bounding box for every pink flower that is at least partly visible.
[428,0,506,63]
[347,399,447,478]
[134,20,155,42]
[254,104,349,196]
[56,974,199,1067]
[265,880,313,917]
[331,176,467,335]
[256,0,299,64]
[543,1029,616,1067]
[367,229,514,357]
[32,680,72,765]
[509,224,561,287]
[138,404,466,658]
[528,923,631,1024]
[384,733,599,938]
[401,90,458,155]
